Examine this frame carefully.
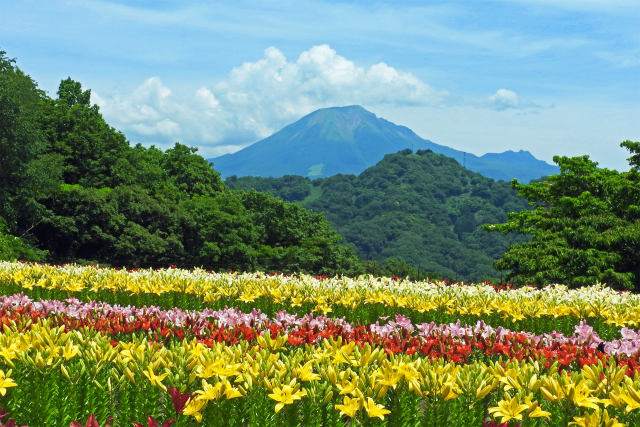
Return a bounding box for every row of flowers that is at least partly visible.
[3,293,640,377]
[1,318,640,425]
[3,262,640,425]
[2,261,640,327]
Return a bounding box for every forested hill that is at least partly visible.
[227,149,530,281]
[0,51,361,275]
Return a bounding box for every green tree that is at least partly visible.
[41,78,131,188]
[486,141,640,290]
[0,51,62,236]
[178,192,258,271]
[240,191,362,275]
[162,143,224,196]
[0,217,47,261]
[57,77,91,107]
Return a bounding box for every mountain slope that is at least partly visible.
[211,105,558,182]
[227,149,530,281]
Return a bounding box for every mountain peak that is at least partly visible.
[314,105,369,114]
[482,149,540,163]
[302,105,375,133]
[212,105,431,178]
[211,106,558,182]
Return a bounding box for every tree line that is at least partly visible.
[0,51,360,275]
[486,142,640,291]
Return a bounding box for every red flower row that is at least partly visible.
[3,307,640,377]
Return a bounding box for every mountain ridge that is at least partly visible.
[210,105,559,182]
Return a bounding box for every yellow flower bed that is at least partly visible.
[2,261,639,327]
[1,318,639,425]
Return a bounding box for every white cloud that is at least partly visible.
[489,89,520,110]
[487,88,541,111]
[195,87,220,109]
[93,44,446,157]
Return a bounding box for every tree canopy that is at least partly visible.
[486,141,640,290]
[0,50,361,275]
[228,149,530,282]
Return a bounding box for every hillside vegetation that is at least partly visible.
[227,149,530,281]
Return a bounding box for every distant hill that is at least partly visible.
[211,105,558,182]
[227,149,530,281]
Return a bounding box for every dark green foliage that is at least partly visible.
[40,79,132,189]
[226,175,313,202]
[38,184,183,267]
[239,191,362,275]
[228,149,530,282]
[487,142,640,290]
[161,143,224,196]
[0,51,361,275]
[177,192,258,270]
[0,217,47,261]
[0,51,63,236]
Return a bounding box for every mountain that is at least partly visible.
[211,105,558,182]
[227,149,530,281]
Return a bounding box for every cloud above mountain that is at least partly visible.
[93,45,446,156]
[487,88,542,111]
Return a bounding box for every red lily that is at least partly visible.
[133,415,176,427]
[69,413,114,427]
[167,386,192,414]
[0,408,27,427]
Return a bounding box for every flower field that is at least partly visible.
[1,263,640,425]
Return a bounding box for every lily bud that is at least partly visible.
[323,390,334,405]
[61,364,71,381]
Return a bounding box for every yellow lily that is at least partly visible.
[488,395,528,424]
[569,380,601,411]
[569,408,625,427]
[183,397,207,423]
[372,364,401,397]
[142,364,169,391]
[295,362,320,382]
[524,395,551,420]
[268,382,307,413]
[62,340,80,360]
[363,397,391,420]
[0,369,17,396]
[195,379,224,401]
[335,395,360,418]
[619,382,640,413]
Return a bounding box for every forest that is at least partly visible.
[227,149,531,281]
[0,51,361,276]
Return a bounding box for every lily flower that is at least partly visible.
[488,395,528,424]
[69,413,114,427]
[182,398,207,423]
[363,397,390,420]
[167,386,192,414]
[0,370,17,396]
[334,396,360,418]
[142,365,169,392]
[132,415,176,427]
[267,382,307,413]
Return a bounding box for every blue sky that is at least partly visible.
[2,0,639,170]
